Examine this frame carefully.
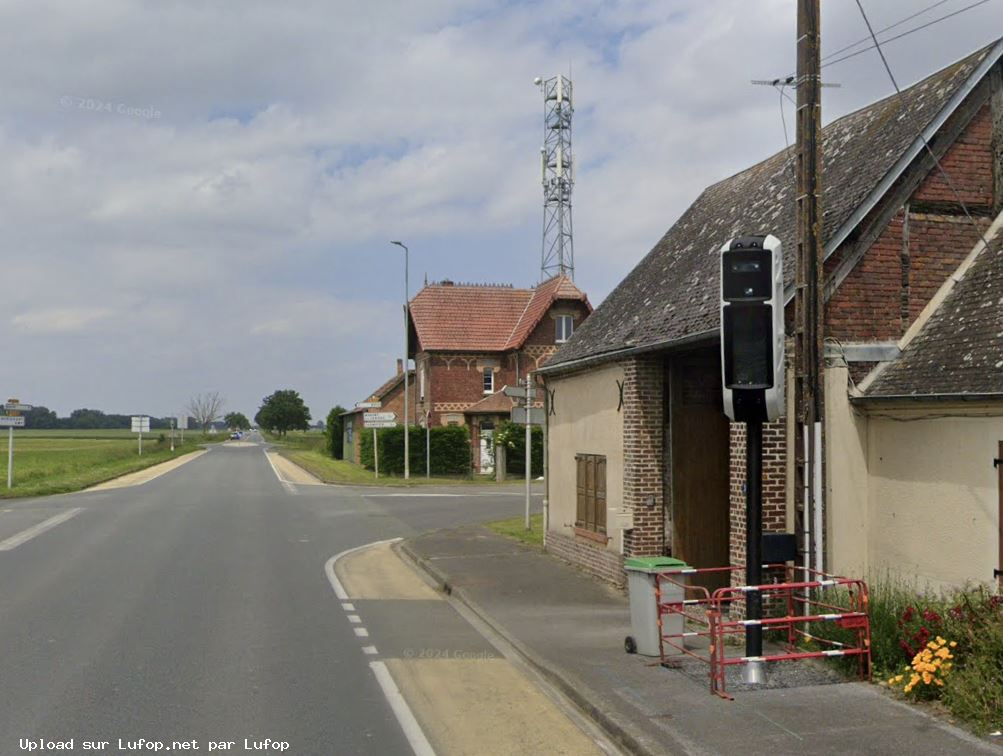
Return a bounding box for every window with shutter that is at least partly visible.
[575,453,607,536]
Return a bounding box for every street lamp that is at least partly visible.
[390,240,410,480]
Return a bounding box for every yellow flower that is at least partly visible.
[949,641,957,648]
[935,647,950,659]
[935,636,946,645]
[934,678,944,687]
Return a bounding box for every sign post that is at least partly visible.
[507,383,542,531]
[131,415,151,455]
[3,400,31,489]
[177,415,187,445]
[363,412,397,478]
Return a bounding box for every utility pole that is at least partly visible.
[391,241,411,480]
[524,376,534,531]
[794,0,824,581]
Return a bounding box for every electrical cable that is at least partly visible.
[824,0,993,70]
[853,0,994,264]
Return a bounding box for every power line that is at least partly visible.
[853,0,993,261]
[820,0,954,70]
[826,0,993,70]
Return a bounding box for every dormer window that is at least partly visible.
[555,315,574,343]
[483,370,494,394]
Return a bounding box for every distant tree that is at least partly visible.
[67,408,108,429]
[24,406,58,429]
[187,392,225,434]
[256,390,311,436]
[224,412,250,430]
[325,406,347,459]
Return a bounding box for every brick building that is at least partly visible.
[341,361,416,464]
[408,275,591,473]
[539,41,1003,590]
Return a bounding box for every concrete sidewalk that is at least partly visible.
[401,526,999,756]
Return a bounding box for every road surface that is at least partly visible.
[0,436,569,755]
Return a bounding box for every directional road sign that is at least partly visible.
[363,421,398,429]
[365,412,397,422]
[131,416,151,433]
[511,407,544,425]
[355,401,382,409]
[0,416,26,427]
[4,403,32,412]
[502,386,527,399]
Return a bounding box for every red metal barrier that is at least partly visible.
[655,566,871,699]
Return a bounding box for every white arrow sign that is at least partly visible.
[0,416,26,427]
[365,412,397,422]
[363,420,398,428]
[355,401,382,409]
[4,403,32,412]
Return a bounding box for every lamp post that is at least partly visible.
[391,240,410,480]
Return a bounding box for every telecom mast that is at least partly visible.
[535,74,574,281]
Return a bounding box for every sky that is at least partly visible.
[0,0,1000,422]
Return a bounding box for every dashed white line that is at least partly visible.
[342,602,355,611]
[348,615,362,624]
[354,627,370,638]
[362,646,379,655]
[0,508,84,552]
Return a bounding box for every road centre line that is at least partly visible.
[0,508,84,552]
[354,627,370,637]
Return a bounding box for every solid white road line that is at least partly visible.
[369,660,437,756]
[263,451,297,495]
[0,508,84,552]
[363,493,544,498]
[324,538,403,601]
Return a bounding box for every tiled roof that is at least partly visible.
[465,391,517,414]
[546,41,1000,369]
[409,276,589,352]
[343,370,414,414]
[863,222,1003,399]
[504,275,590,350]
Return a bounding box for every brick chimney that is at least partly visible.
[397,358,403,375]
[440,279,454,286]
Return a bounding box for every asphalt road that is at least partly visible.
[0,438,541,755]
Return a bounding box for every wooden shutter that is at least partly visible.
[576,455,587,527]
[595,456,607,533]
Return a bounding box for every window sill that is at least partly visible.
[574,526,609,545]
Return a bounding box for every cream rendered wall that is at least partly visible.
[826,363,1001,589]
[825,367,871,579]
[867,412,1001,590]
[546,362,625,554]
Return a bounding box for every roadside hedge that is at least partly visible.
[494,421,543,475]
[359,425,471,476]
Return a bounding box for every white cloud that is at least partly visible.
[0,0,998,417]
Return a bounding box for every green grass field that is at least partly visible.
[0,429,220,499]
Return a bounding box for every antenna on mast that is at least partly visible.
[535,74,575,282]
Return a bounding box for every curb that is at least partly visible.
[398,538,673,756]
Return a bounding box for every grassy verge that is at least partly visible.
[0,430,214,499]
[266,432,512,487]
[275,448,507,487]
[485,513,544,548]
